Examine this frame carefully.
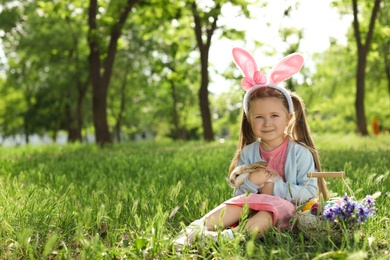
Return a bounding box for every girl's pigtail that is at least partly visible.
[229,110,256,174]
[290,93,329,200]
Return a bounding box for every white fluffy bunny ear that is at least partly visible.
[268,53,304,84]
[232,47,267,90]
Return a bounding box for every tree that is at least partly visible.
[0,1,91,143]
[62,7,90,143]
[144,14,199,140]
[188,0,251,141]
[279,27,304,92]
[105,0,200,142]
[108,29,151,143]
[377,0,390,97]
[87,0,139,145]
[189,1,220,141]
[351,0,382,135]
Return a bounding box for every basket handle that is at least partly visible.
[307,172,345,178]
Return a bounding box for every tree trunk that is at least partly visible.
[198,48,213,141]
[170,80,182,140]
[355,52,368,135]
[65,19,90,143]
[191,2,220,141]
[384,43,390,97]
[92,73,111,144]
[24,94,32,144]
[87,0,138,145]
[351,0,381,135]
[66,102,81,142]
[23,118,30,144]
[88,0,110,145]
[66,77,89,143]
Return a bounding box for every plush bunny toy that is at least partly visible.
[229,162,283,189]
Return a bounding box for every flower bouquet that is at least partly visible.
[296,193,375,242]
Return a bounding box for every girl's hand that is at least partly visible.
[248,169,271,187]
[260,182,274,195]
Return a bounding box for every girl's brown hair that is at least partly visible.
[229,87,329,200]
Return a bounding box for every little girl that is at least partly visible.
[174,47,328,248]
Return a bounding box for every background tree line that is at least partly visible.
[0,0,388,146]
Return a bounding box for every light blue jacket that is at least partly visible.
[233,140,318,204]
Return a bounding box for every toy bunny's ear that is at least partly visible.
[268,53,304,84]
[232,47,267,90]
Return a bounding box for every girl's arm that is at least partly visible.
[233,142,266,196]
[247,170,272,186]
[233,178,262,196]
[233,170,272,196]
[260,182,274,195]
[273,145,318,203]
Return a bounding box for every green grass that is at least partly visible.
[0,134,389,259]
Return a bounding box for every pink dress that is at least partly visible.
[224,194,295,229]
[224,139,295,229]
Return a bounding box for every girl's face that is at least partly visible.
[248,97,292,149]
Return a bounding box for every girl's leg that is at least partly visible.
[202,204,252,230]
[233,210,273,238]
[173,204,246,249]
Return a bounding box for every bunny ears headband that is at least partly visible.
[232,47,304,116]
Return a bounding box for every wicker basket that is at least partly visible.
[295,172,359,243]
[296,211,358,243]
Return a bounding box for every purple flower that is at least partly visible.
[356,204,370,222]
[333,204,342,216]
[322,193,375,224]
[342,193,350,203]
[364,195,375,208]
[341,200,356,219]
[323,207,337,222]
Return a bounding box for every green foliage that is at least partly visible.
[0,135,389,258]
[0,5,19,31]
[211,86,243,139]
[298,39,390,134]
[0,0,388,142]
[0,0,91,141]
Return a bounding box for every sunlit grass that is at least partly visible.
[0,134,389,259]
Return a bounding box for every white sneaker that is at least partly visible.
[203,229,234,243]
[221,229,235,240]
[203,230,219,241]
[173,219,205,250]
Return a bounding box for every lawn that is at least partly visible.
[0,134,389,259]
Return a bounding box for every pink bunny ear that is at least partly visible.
[268,53,304,84]
[232,47,267,90]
